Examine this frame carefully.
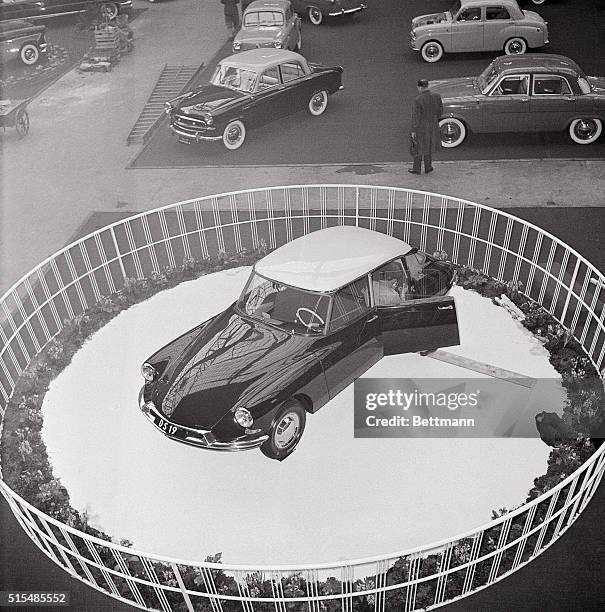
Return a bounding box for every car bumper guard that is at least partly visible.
[170,125,222,143]
[329,4,366,17]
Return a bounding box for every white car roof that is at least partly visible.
[255,226,412,292]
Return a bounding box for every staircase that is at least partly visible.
[127,64,203,145]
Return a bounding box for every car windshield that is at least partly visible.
[210,64,258,92]
[244,11,284,27]
[237,272,330,335]
[478,61,500,93]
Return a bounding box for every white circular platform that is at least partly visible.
[40,267,565,565]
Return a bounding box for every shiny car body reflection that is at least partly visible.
[139,226,459,461]
[435,54,605,147]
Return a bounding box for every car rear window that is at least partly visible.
[244,11,284,27]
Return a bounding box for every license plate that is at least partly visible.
[153,415,184,438]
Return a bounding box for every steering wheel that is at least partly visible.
[296,307,325,330]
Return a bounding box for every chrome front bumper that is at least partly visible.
[329,4,367,17]
[170,125,221,143]
[138,392,268,452]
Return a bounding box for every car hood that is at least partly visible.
[149,306,316,430]
[174,84,247,115]
[429,77,479,100]
[235,27,282,43]
[412,12,449,28]
[587,76,605,94]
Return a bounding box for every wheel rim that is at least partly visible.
[424,44,440,60]
[507,40,523,54]
[225,124,242,145]
[23,47,37,63]
[310,92,326,113]
[573,119,598,142]
[310,8,321,24]
[441,121,461,145]
[274,412,301,450]
[102,3,117,19]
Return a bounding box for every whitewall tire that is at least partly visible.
[19,43,39,65]
[439,117,466,148]
[308,7,323,25]
[308,90,328,116]
[421,41,443,63]
[504,37,527,55]
[568,118,602,145]
[222,120,246,150]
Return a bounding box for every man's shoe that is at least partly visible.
[408,169,421,175]
[425,167,434,174]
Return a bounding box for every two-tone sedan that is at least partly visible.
[165,49,343,150]
[435,54,605,147]
[233,0,302,54]
[410,0,548,63]
[139,226,459,461]
[291,0,366,26]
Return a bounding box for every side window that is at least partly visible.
[371,260,411,307]
[280,61,305,83]
[457,8,481,21]
[486,7,510,20]
[491,75,529,96]
[404,252,446,299]
[533,75,571,96]
[257,66,280,90]
[329,278,371,332]
[578,77,591,94]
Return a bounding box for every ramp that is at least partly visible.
[127,64,202,145]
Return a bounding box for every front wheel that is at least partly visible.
[308,6,323,25]
[101,2,119,20]
[308,90,328,116]
[421,41,443,63]
[260,400,306,461]
[222,119,246,150]
[504,37,527,55]
[439,117,466,148]
[20,43,39,66]
[568,118,602,145]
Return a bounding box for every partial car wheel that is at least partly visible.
[568,118,602,145]
[504,37,527,55]
[222,119,246,150]
[421,41,443,63]
[260,400,306,460]
[530,0,546,4]
[295,30,302,51]
[439,117,466,148]
[308,90,328,116]
[308,6,323,25]
[19,43,39,66]
[101,2,119,19]
[15,108,29,139]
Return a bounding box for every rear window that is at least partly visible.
[244,11,285,27]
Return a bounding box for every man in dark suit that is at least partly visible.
[409,78,443,175]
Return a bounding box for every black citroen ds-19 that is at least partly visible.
[139,226,459,460]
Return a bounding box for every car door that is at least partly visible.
[378,295,459,356]
[450,6,484,52]
[245,65,290,127]
[278,60,310,115]
[0,0,43,20]
[529,73,576,132]
[317,277,382,400]
[481,73,532,132]
[483,5,513,51]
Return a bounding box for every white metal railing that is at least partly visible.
[1,185,604,612]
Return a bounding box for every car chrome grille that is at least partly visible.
[174,115,207,130]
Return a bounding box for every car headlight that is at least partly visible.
[164,102,172,115]
[141,362,158,382]
[233,41,241,50]
[234,407,254,428]
[202,113,214,126]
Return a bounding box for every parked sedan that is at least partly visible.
[139,226,459,460]
[233,0,302,53]
[410,0,548,63]
[0,18,47,64]
[291,0,366,26]
[165,49,343,150]
[434,54,605,147]
[0,0,132,22]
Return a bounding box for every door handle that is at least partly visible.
[564,97,576,101]
[367,314,378,322]
[437,305,453,310]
